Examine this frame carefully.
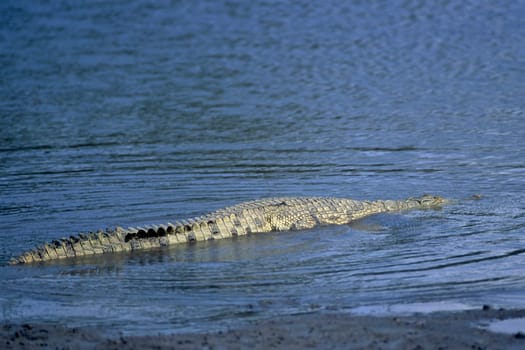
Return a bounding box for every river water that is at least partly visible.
[1,0,524,335]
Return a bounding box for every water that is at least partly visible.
[1,0,524,335]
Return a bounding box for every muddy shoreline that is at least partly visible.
[2,307,525,349]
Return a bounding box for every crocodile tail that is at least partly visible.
[8,225,181,265]
[8,220,220,265]
[8,227,132,265]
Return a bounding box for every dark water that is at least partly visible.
[1,0,524,335]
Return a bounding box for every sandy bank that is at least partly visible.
[2,307,525,349]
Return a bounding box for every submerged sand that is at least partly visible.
[2,307,525,349]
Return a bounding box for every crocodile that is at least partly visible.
[9,195,447,265]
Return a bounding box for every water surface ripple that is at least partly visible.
[1,0,524,334]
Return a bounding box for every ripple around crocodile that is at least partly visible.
[9,195,447,265]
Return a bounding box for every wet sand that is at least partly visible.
[2,307,525,350]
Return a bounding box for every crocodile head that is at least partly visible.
[415,194,448,207]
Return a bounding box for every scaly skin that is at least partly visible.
[9,195,447,265]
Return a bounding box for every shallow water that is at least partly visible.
[1,0,524,335]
